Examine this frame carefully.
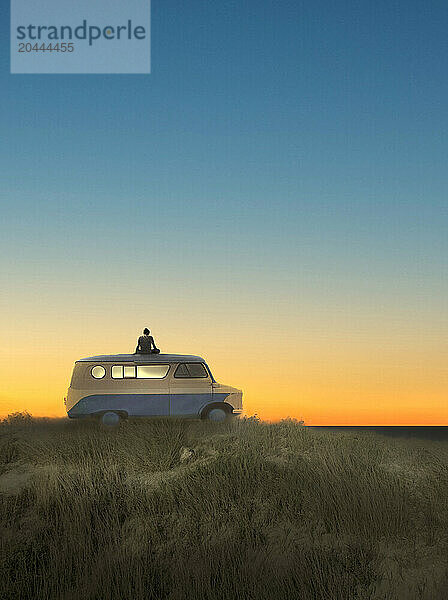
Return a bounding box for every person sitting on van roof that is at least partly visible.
[135,328,160,354]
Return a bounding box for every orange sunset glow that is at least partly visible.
[1,289,446,424]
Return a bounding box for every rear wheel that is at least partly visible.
[101,411,121,426]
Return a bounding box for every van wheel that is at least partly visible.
[101,412,121,426]
[205,407,228,423]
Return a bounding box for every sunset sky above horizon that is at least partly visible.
[1,1,447,424]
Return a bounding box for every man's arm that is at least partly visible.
[149,335,156,349]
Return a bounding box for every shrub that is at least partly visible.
[1,411,34,425]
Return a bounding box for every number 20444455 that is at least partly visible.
[18,43,74,52]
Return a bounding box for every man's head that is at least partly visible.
[143,328,150,335]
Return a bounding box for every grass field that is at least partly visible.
[0,414,447,600]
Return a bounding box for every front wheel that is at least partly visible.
[100,411,121,426]
[205,407,228,422]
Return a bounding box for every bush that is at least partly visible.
[1,411,34,425]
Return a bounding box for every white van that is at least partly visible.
[65,353,243,425]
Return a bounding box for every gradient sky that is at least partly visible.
[1,1,447,424]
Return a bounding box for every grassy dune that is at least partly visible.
[0,415,447,600]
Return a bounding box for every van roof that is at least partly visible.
[76,354,206,364]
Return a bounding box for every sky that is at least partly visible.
[0,0,447,424]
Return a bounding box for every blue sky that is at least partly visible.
[1,0,447,292]
[2,1,447,232]
[0,1,447,421]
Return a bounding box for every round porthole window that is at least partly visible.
[91,365,106,379]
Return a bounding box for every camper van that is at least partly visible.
[65,353,243,425]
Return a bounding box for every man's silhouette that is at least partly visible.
[135,328,160,354]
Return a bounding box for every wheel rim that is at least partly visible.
[207,408,227,422]
[102,412,120,426]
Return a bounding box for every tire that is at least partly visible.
[205,407,228,423]
[100,411,121,426]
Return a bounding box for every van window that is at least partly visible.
[111,365,170,379]
[111,365,134,379]
[174,363,208,378]
[174,364,189,377]
[111,365,123,379]
[124,366,136,378]
[91,365,106,379]
[137,365,170,379]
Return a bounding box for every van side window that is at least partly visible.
[91,365,106,379]
[174,364,189,377]
[174,363,208,378]
[111,365,135,378]
[111,365,170,379]
[137,365,170,379]
[112,366,124,378]
[124,366,136,378]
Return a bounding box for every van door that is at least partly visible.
[114,364,170,416]
[169,363,213,416]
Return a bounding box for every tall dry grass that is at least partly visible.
[0,415,447,599]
